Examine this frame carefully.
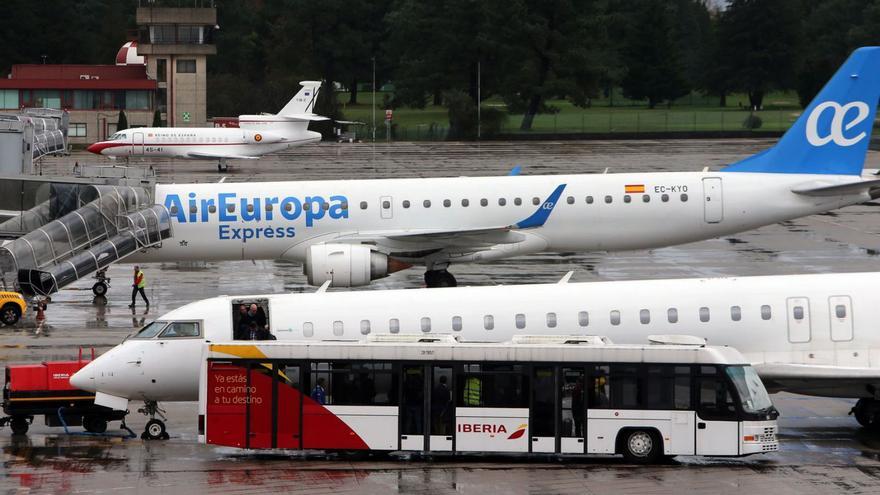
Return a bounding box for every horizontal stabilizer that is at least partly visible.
[283,113,331,122]
[791,178,880,196]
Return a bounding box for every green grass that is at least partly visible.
[336,90,804,139]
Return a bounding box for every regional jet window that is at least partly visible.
[360,320,371,335]
[680,193,688,202]
[480,198,488,207]
[247,204,254,213]
[286,202,294,211]
[226,204,235,213]
[443,199,451,207]
[604,195,612,204]
[515,313,526,329]
[836,305,847,319]
[661,194,669,202]
[533,197,540,205]
[761,305,772,320]
[341,202,348,210]
[623,195,631,203]
[159,321,200,338]
[189,205,197,214]
[333,320,344,336]
[566,196,574,205]
[452,316,462,331]
[578,311,589,326]
[132,321,168,339]
[423,200,431,208]
[610,310,621,326]
[209,205,217,213]
[403,200,411,208]
[793,306,804,320]
[461,199,470,207]
[699,307,710,322]
[360,201,368,210]
[265,204,273,212]
[586,196,594,204]
[546,312,557,328]
[303,322,314,337]
[322,202,330,211]
[484,315,494,330]
[731,306,742,321]
[667,308,678,323]
[514,197,522,206]
[169,206,178,215]
[382,200,390,209]
[640,309,650,324]
[642,195,650,203]
[421,317,431,332]
[389,318,400,334]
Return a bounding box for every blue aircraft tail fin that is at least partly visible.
[724,47,880,175]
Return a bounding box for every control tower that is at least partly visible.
[136,0,217,127]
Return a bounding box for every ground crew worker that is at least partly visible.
[129,265,149,308]
[464,375,481,406]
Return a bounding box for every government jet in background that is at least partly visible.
[86,81,327,170]
[71,271,880,438]
[116,47,880,288]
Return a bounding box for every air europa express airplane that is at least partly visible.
[87,81,326,170]
[71,271,880,439]
[127,47,880,288]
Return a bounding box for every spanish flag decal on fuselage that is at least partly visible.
[625,184,645,194]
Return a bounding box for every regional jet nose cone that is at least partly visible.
[70,362,96,392]
[86,142,102,154]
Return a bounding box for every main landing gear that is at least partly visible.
[851,399,880,430]
[424,269,457,288]
[138,401,169,440]
[217,159,229,172]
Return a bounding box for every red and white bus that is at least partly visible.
[198,335,778,463]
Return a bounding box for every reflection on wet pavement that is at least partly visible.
[3,141,880,493]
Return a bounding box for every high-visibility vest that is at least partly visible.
[136,270,146,288]
[464,377,481,406]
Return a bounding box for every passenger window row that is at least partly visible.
[383,193,690,211]
[297,304,782,337]
[170,200,349,215]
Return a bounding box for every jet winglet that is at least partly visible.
[509,166,522,176]
[557,271,574,284]
[513,184,566,229]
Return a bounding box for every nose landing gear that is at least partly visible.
[138,401,169,440]
[92,269,110,296]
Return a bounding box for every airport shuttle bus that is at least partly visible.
[198,335,778,463]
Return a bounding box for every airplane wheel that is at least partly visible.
[424,270,457,288]
[92,282,108,296]
[142,419,167,440]
[10,417,29,435]
[83,416,108,434]
[853,399,880,430]
[0,303,21,325]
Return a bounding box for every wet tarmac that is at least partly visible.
[3,139,880,493]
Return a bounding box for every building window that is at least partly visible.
[176,59,197,74]
[34,90,61,109]
[157,58,168,83]
[125,91,150,110]
[69,123,87,137]
[0,89,20,109]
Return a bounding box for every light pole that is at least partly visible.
[371,57,376,143]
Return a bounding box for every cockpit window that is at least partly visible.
[108,132,124,141]
[158,321,201,338]
[132,321,168,339]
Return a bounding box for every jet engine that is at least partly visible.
[305,244,409,287]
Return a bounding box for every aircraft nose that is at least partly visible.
[86,142,102,154]
[70,362,96,392]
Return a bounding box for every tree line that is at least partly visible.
[1,0,878,135]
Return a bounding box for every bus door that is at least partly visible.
[400,365,426,450]
[695,366,740,456]
[206,361,247,448]
[530,366,555,453]
[429,365,454,451]
[247,362,274,449]
[560,367,586,454]
[275,363,302,449]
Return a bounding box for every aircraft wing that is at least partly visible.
[184,152,261,160]
[791,178,880,196]
[753,362,880,395]
[334,184,566,248]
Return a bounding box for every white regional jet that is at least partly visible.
[113,47,880,288]
[72,271,880,439]
[86,81,326,170]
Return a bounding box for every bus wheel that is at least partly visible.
[10,417,29,435]
[620,429,661,464]
[83,416,108,434]
[142,419,167,440]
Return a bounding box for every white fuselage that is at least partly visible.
[130,171,865,264]
[73,272,880,403]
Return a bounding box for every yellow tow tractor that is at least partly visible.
[0,292,27,326]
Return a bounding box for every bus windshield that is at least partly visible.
[131,321,168,339]
[725,366,773,414]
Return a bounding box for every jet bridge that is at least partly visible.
[0,185,172,295]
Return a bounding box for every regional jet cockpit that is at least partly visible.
[131,321,202,339]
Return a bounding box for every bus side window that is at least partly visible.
[610,365,639,408]
[697,366,737,419]
[589,365,610,408]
